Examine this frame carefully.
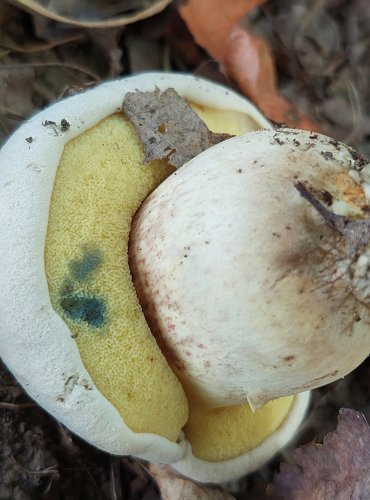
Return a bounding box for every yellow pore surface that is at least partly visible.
[45,98,294,458]
[45,113,187,440]
[185,397,293,461]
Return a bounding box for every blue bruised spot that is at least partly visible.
[60,294,105,328]
[69,247,103,282]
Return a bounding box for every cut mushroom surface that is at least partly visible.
[45,113,187,440]
[0,73,310,480]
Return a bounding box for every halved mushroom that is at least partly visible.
[0,73,345,483]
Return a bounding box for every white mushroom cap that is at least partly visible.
[0,73,272,464]
[130,128,370,410]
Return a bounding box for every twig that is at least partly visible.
[0,401,35,409]
[0,62,101,82]
[0,33,85,54]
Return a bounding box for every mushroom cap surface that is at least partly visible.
[130,128,370,409]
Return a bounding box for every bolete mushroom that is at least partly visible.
[1,73,361,484]
[130,128,370,413]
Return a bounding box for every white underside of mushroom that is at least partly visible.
[130,128,370,410]
[0,73,278,467]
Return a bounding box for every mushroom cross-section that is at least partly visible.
[0,73,318,483]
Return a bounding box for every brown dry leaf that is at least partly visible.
[148,463,236,500]
[0,66,36,118]
[273,408,370,500]
[179,0,320,131]
[253,0,370,155]
[0,3,126,144]
[122,87,232,168]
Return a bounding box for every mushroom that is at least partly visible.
[0,73,324,484]
[130,128,370,413]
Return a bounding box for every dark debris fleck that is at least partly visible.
[60,119,70,132]
[42,120,56,126]
[321,151,334,161]
[349,147,369,170]
[274,138,285,145]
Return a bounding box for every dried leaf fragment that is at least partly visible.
[148,463,236,500]
[274,408,370,500]
[122,88,232,168]
[179,0,320,131]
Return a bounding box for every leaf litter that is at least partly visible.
[251,0,370,156]
[0,2,124,144]
[1,0,370,499]
[178,0,321,131]
[273,409,370,499]
[122,87,233,168]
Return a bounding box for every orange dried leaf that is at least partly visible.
[179,0,320,131]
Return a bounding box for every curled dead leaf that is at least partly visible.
[179,0,321,131]
[122,87,233,168]
[274,408,370,500]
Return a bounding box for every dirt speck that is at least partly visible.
[60,118,70,132]
[321,151,334,161]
